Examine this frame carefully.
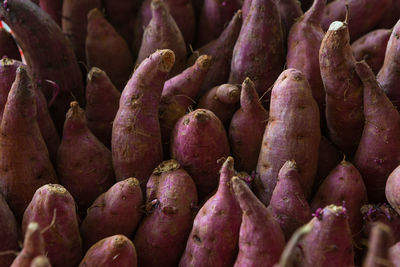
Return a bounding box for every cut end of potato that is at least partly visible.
[329,21,346,31]
[197,55,212,70]
[0,56,15,66]
[157,49,175,72]
[27,222,40,232]
[87,67,104,81]
[47,184,67,194]
[112,235,131,249]
[153,159,180,175]
[126,177,140,187]
[193,109,211,122]
[87,8,103,20]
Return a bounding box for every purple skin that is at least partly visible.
[79,235,138,267]
[160,55,212,149]
[298,205,354,267]
[80,178,143,250]
[228,77,268,173]
[30,256,52,267]
[112,49,174,184]
[0,28,21,60]
[386,165,400,216]
[0,0,84,131]
[197,84,240,128]
[353,61,400,203]
[351,29,392,75]
[362,223,394,267]
[389,242,400,266]
[377,20,400,109]
[170,109,230,199]
[232,176,285,266]
[0,66,58,220]
[62,0,102,63]
[229,0,284,102]
[85,67,121,148]
[268,160,312,241]
[255,69,320,206]
[278,0,303,38]
[86,8,133,92]
[319,21,364,157]
[311,160,368,240]
[195,0,241,47]
[287,0,326,118]
[321,0,392,42]
[10,222,45,267]
[187,10,242,94]
[22,184,82,267]
[57,101,115,211]
[136,0,186,78]
[0,194,19,266]
[377,0,400,28]
[133,160,198,267]
[179,157,242,267]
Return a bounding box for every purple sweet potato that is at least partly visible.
[80,178,143,250]
[311,160,367,239]
[195,0,241,47]
[319,20,364,156]
[159,55,212,147]
[133,160,198,267]
[39,0,63,25]
[377,0,400,29]
[30,256,52,267]
[377,20,400,108]
[0,193,19,266]
[352,28,392,74]
[386,165,400,215]
[362,222,394,267]
[297,205,355,266]
[268,160,312,241]
[353,61,400,203]
[187,9,242,94]
[286,0,326,116]
[136,0,186,78]
[0,28,20,60]
[0,66,58,220]
[389,242,400,266]
[85,67,121,147]
[10,222,45,267]
[57,101,115,211]
[228,77,268,173]
[197,84,240,127]
[255,69,320,205]
[170,109,230,199]
[112,49,174,183]
[62,0,102,63]
[321,0,392,41]
[79,235,137,267]
[278,0,303,37]
[86,8,133,91]
[22,184,82,267]
[229,0,284,99]
[179,157,241,267]
[232,176,285,266]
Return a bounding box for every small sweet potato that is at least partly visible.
[80,178,143,250]
[0,193,19,266]
[0,28,20,60]
[79,235,137,267]
[133,160,198,267]
[386,165,400,215]
[389,242,400,266]
[362,222,394,267]
[30,256,52,267]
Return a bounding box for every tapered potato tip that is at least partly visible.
[87,67,105,81]
[157,49,175,72]
[87,8,103,20]
[196,55,212,70]
[30,256,51,267]
[153,159,181,175]
[220,156,234,174]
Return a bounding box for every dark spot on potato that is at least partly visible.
[193,234,201,243]
[183,118,190,125]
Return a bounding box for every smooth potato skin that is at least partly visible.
[389,242,400,266]
[386,166,400,216]
[362,223,394,267]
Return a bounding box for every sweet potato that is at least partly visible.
[80,178,143,250]
[0,28,20,60]
[319,20,364,156]
[362,222,394,267]
[179,157,241,267]
[351,29,392,75]
[297,205,354,266]
[269,160,312,241]
[321,0,392,41]
[62,0,102,63]
[85,67,121,147]
[30,256,52,267]
[79,235,137,267]
[386,165,400,215]
[136,0,186,77]
[38,0,62,25]
[170,109,230,199]
[187,10,242,94]
[0,66,58,219]
[57,101,115,211]
[112,49,174,184]
[10,222,45,267]
[22,184,82,267]
[278,0,303,37]
[286,0,326,116]
[353,61,400,203]
[311,160,367,239]
[86,8,133,91]
[160,55,212,149]
[229,0,284,99]
[255,69,320,205]
[133,160,198,267]
[232,176,285,266]
[389,242,400,266]
[377,20,400,108]
[229,77,268,173]
[197,84,240,127]
[0,193,19,266]
[377,0,400,29]
[0,0,84,130]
